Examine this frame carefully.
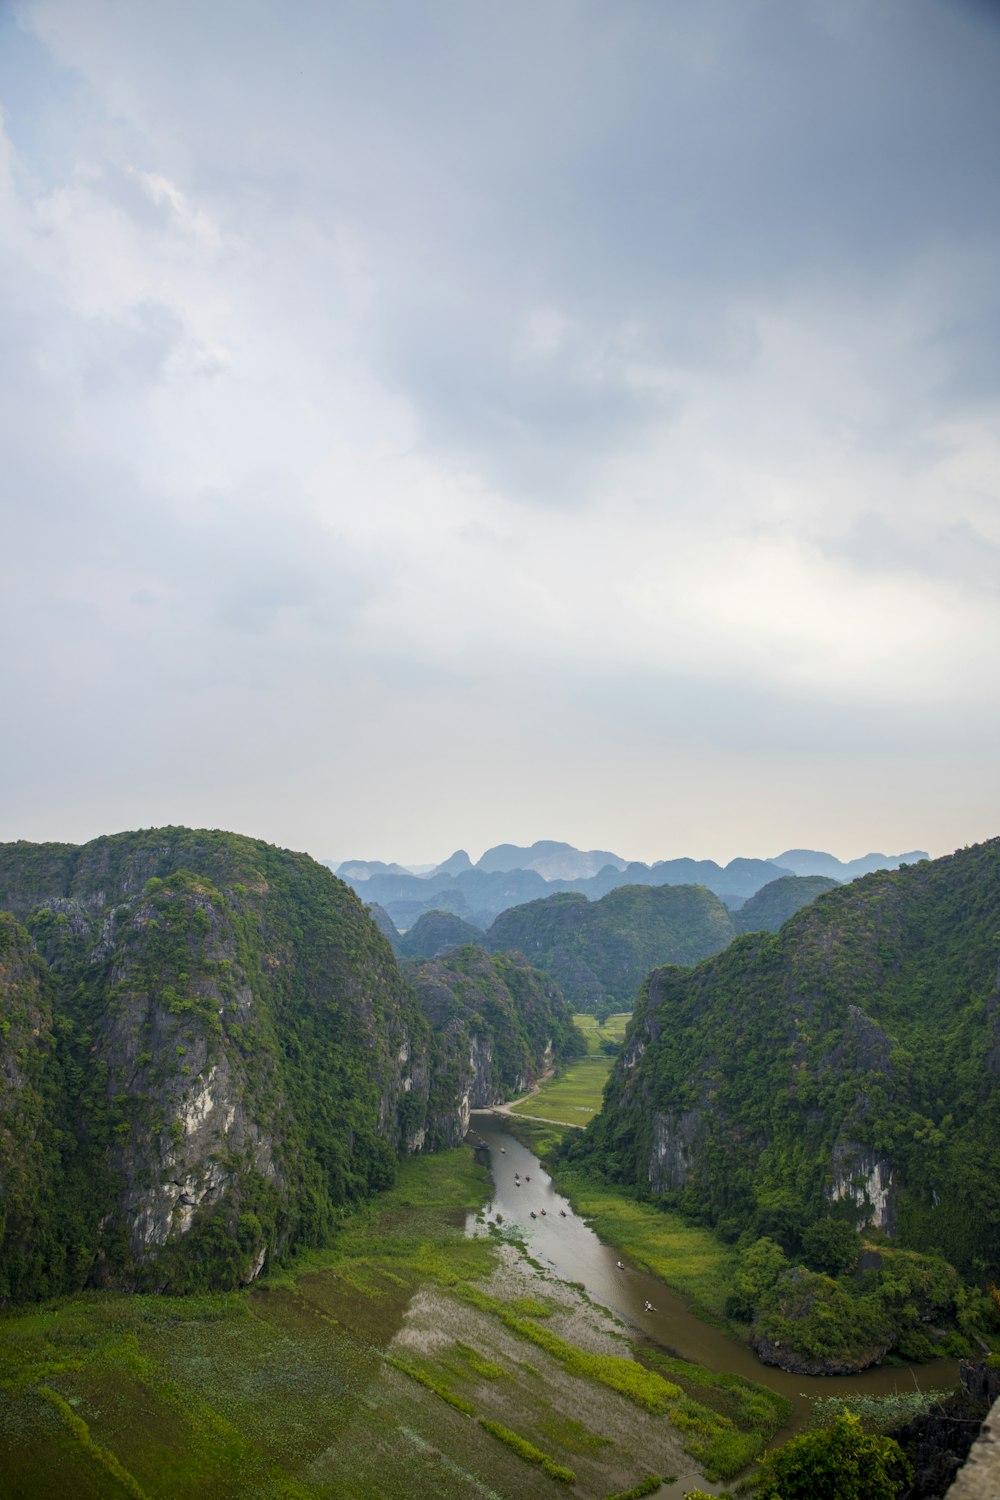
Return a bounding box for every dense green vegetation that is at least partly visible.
[0,1143,784,1497]
[0,829,578,1302]
[733,874,841,934]
[753,1410,911,1499]
[570,840,1000,1367]
[396,909,484,958]
[487,882,736,1011]
[409,945,585,1131]
[508,1012,631,1126]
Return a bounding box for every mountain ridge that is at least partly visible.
[0,827,579,1301]
[574,839,1000,1280]
[333,841,927,930]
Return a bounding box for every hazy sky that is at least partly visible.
[2,0,998,866]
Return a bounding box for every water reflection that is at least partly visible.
[467,1112,959,1434]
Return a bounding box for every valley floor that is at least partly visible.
[506,1014,630,1129]
[0,1146,786,1500]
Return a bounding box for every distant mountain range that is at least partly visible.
[330,840,927,931]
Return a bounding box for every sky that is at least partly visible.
[1,0,998,868]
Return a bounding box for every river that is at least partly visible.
[467,1112,959,1434]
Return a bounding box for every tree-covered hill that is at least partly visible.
[574,841,1000,1285]
[397,908,485,959]
[366,901,401,950]
[485,883,736,1011]
[732,874,840,933]
[0,828,580,1303]
[407,945,585,1132]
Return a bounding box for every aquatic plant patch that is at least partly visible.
[456,1285,682,1412]
[478,1418,577,1483]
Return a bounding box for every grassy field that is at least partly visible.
[550,1170,738,1321]
[507,1012,630,1127]
[0,1140,786,1498]
[573,1012,631,1053]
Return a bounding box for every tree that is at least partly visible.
[754,1411,911,1500]
[802,1219,862,1277]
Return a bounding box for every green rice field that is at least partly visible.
[0,1143,786,1498]
[507,1013,630,1127]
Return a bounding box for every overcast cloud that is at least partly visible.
[1,0,998,865]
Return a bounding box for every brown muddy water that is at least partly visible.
[468,1113,960,1434]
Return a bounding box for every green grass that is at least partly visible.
[601,1477,666,1500]
[0,1147,495,1500]
[478,1418,576,1482]
[457,1285,682,1413]
[573,1012,631,1054]
[508,1013,630,1126]
[509,1057,615,1125]
[385,1355,475,1414]
[550,1169,737,1319]
[264,1146,495,1290]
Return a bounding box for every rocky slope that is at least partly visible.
[408,945,585,1144]
[576,841,1000,1283]
[0,829,579,1300]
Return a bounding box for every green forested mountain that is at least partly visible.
[366,901,401,950]
[485,883,736,1011]
[408,945,585,1130]
[732,874,840,933]
[0,829,577,1302]
[397,908,485,959]
[576,841,1000,1283]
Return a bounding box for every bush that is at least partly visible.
[754,1411,912,1499]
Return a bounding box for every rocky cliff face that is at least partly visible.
[577,840,1000,1280]
[0,829,484,1299]
[407,945,584,1147]
[0,914,59,1300]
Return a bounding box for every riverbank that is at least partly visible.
[500,1114,735,1321]
[0,1141,783,1499]
[496,1115,962,1414]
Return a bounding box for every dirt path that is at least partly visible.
[478,1070,585,1129]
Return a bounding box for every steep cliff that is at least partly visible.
[408,945,586,1144]
[0,913,62,1300]
[0,829,491,1299]
[575,840,1000,1281]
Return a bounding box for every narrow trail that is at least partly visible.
[486,1070,586,1129]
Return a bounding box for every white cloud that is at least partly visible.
[1,0,998,860]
